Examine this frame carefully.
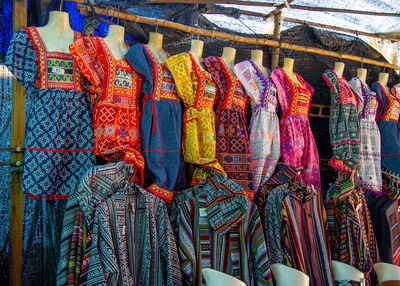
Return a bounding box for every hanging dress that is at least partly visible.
[204,56,253,192]
[371,82,400,176]
[125,43,187,202]
[70,36,144,183]
[234,60,280,192]
[165,52,225,185]
[347,77,382,194]
[4,27,95,285]
[322,70,360,172]
[271,67,321,190]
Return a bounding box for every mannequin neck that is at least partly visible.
[221,47,236,71]
[190,39,205,70]
[331,261,364,282]
[43,11,73,34]
[251,49,269,76]
[105,25,125,44]
[357,68,367,84]
[282,57,294,74]
[334,62,345,79]
[148,32,164,51]
[378,72,389,89]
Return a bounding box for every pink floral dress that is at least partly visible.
[271,67,321,191]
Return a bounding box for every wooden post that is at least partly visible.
[9,0,27,285]
[271,11,282,70]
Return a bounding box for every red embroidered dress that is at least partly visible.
[271,67,321,191]
[204,56,253,192]
[70,36,144,182]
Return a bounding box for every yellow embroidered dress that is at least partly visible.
[165,52,225,184]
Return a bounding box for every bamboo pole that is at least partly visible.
[9,0,27,285]
[271,11,282,70]
[144,0,400,17]
[77,4,400,70]
[67,0,400,17]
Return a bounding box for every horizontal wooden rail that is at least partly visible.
[77,4,400,70]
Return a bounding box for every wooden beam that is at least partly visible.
[77,4,400,70]
[271,11,282,70]
[265,0,294,18]
[10,0,27,286]
[142,0,400,17]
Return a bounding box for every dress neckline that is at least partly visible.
[32,26,77,56]
[101,37,129,63]
[279,66,305,88]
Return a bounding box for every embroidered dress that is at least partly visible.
[171,174,272,286]
[70,36,144,183]
[125,44,187,202]
[281,186,334,286]
[322,70,360,172]
[87,185,182,286]
[348,77,382,194]
[5,27,95,285]
[271,67,321,190]
[234,60,280,191]
[204,56,253,191]
[371,82,400,175]
[165,52,225,185]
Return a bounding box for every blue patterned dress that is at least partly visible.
[5,27,95,285]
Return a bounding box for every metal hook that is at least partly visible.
[59,0,64,11]
[117,6,120,26]
[360,58,364,69]
[288,48,293,57]
[155,19,159,33]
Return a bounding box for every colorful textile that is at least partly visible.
[172,174,272,285]
[271,67,321,190]
[70,36,144,182]
[234,60,280,191]
[57,162,128,286]
[125,44,187,202]
[371,82,400,176]
[323,70,360,172]
[165,52,225,184]
[325,176,375,274]
[348,77,382,194]
[204,56,253,191]
[87,184,182,286]
[281,186,334,286]
[5,27,95,285]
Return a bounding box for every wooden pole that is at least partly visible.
[77,4,400,70]
[9,0,27,286]
[265,0,294,18]
[271,11,282,70]
[142,0,400,17]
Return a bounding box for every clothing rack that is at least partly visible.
[75,3,400,71]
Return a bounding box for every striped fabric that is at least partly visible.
[281,187,334,286]
[172,175,272,285]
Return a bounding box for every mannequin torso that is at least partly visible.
[147,32,168,63]
[374,263,400,282]
[36,11,74,53]
[221,47,236,72]
[334,62,345,78]
[251,49,269,77]
[282,57,301,85]
[357,68,368,84]
[103,25,128,60]
[271,263,310,286]
[331,260,364,283]
[189,39,206,70]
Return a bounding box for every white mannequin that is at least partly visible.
[270,263,310,286]
[331,260,364,283]
[37,11,74,53]
[334,62,345,78]
[202,268,245,286]
[147,32,168,63]
[357,68,368,84]
[251,49,269,76]
[221,47,236,72]
[378,72,390,90]
[282,57,301,85]
[103,25,127,60]
[190,39,205,70]
[374,263,400,282]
